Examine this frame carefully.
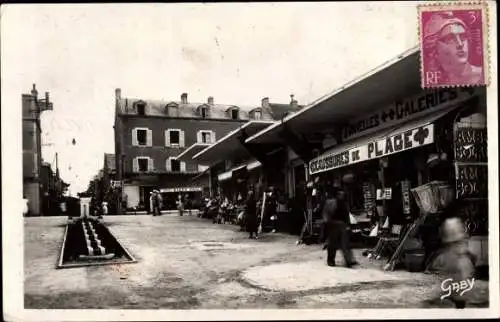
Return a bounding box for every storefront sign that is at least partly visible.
[310,124,435,175]
[342,87,476,141]
[111,180,122,188]
[454,127,487,163]
[455,164,488,199]
[160,187,202,193]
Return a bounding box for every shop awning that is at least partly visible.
[245,46,421,145]
[216,161,260,182]
[309,106,457,175]
[176,143,211,163]
[193,121,274,165]
[247,160,262,171]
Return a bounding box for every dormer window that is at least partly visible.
[166,103,179,117]
[231,109,239,120]
[135,101,146,116]
[250,109,262,120]
[197,105,209,118]
[227,107,240,120]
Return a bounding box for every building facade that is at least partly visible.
[114,89,284,212]
[22,84,53,216]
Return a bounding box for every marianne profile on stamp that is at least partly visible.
[422,10,485,86]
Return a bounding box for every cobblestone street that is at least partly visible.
[24,215,489,309]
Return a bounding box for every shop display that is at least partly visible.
[362,182,376,216]
[411,181,454,214]
[401,180,411,215]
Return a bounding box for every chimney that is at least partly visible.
[31,84,38,98]
[290,94,298,109]
[207,96,214,105]
[261,97,270,108]
[181,93,188,104]
[115,88,122,100]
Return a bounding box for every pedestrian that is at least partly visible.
[438,215,476,309]
[154,190,162,216]
[245,190,258,239]
[323,187,359,268]
[101,201,108,218]
[149,192,155,215]
[177,194,184,216]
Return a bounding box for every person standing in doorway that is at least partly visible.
[245,190,258,239]
[323,187,358,268]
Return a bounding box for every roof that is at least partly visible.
[116,95,300,122]
[193,121,274,165]
[268,103,303,120]
[104,153,116,171]
[246,46,422,145]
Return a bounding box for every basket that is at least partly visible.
[411,181,454,214]
[404,250,426,272]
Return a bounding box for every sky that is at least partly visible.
[2,2,421,195]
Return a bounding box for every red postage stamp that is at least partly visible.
[418,2,489,88]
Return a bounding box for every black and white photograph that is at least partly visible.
[2,1,499,321]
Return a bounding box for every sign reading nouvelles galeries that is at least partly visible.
[309,87,480,175]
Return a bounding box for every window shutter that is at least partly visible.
[211,131,216,143]
[180,161,186,172]
[132,158,139,172]
[148,158,154,172]
[179,130,185,147]
[165,130,171,147]
[166,158,172,172]
[147,129,153,147]
[197,131,202,144]
[132,129,138,146]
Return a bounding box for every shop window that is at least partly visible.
[137,129,147,146]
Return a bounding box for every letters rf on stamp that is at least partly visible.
[418,2,489,88]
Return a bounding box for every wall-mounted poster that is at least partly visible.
[376,188,392,200]
[362,182,375,215]
[401,180,411,214]
[453,116,488,200]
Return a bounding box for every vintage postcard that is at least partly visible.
[418,2,490,88]
[1,1,498,321]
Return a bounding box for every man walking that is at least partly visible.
[245,190,258,239]
[323,187,358,268]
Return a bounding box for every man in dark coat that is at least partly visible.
[323,187,358,268]
[245,190,258,239]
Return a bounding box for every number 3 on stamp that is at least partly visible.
[418,2,490,88]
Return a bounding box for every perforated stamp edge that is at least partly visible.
[417,1,491,89]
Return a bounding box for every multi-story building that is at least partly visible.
[113,89,297,212]
[22,84,53,216]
